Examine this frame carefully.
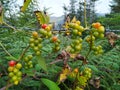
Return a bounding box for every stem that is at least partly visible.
[3,22,17,31]
[0,42,17,60]
[18,45,30,62]
[84,0,87,28]
[85,31,93,59]
[62,82,70,90]
[0,64,8,75]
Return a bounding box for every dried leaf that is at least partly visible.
[59,65,71,82]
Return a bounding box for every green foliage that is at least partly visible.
[36,56,47,72]
[41,78,60,90]
[110,0,120,13]
[98,13,120,29]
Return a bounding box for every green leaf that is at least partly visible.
[23,69,35,76]
[37,56,47,72]
[41,78,60,90]
[21,0,32,12]
[87,65,99,72]
[5,56,17,60]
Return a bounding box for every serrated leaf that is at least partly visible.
[41,78,60,90]
[21,0,32,12]
[37,56,47,72]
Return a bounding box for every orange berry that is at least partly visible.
[32,31,38,38]
[52,36,58,42]
[74,68,79,73]
[92,22,101,29]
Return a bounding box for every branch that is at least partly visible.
[0,42,17,60]
[18,45,30,62]
[3,22,17,31]
[48,59,63,65]
[0,83,13,90]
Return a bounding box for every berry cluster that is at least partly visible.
[68,67,92,89]
[68,20,84,53]
[69,21,84,38]
[83,67,92,79]
[39,24,52,38]
[92,22,105,38]
[70,38,82,53]
[23,55,33,69]
[92,45,103,55]
[51,36,61,52]
[8,60,22,85]
[29,31,42,55]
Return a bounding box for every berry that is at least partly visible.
[8,72,14,77]
[9,60,16,67]
[98,26,105,33]
[12,76,18,81]
[13,68,19,74]
[16,71,22,77]
[32,31,38,38]
[8,67,14,72]
[45,26,51,31]
[14,80,19,85]
[92,22,101,29]
[16,63,22,69]
[52,36,58,42]
[74,68,79,73]
[41,24,47,29]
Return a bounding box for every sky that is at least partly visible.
[19,0,112,17]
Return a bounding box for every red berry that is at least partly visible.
[9,60,16,67]
[41,24,47,29]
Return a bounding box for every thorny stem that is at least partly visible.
[0,42,17,60]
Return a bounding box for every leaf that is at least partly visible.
[37,56,47,72]
[41,78,60,90]
[23,69,35,76]
[87,65,99,72]
[21,0,32,12]
[34,11,50,24]
[5,56,17,60]
[0,5,3,24]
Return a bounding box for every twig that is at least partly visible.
[48,59,63,65]
[3,22,17,31]
[0,42,17,60]
[0,83,13,90]
[62,82,70,90]
[18,45,30,61]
